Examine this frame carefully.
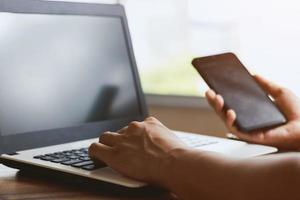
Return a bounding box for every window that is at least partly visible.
[122,0,300,97]
[47,0,300,97]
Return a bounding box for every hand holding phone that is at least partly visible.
[205,74,300,150]
[192,53,287,133]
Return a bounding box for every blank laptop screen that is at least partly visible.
[0,13,141,136]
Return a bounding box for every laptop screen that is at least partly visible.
[0,13,142,136]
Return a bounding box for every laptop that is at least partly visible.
[0,0,277,188]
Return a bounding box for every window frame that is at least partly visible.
[146,94,210,109]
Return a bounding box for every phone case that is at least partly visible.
[192,52,287,132]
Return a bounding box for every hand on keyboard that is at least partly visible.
[89,117,188,184]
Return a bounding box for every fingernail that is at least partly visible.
[206,90,214,97]
[216,94,222,100]
[226,133,239,139]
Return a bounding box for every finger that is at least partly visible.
[226,133,239,140]
[117,126,128,134]
[88,142,114,164]
[253,74,283,98]
[145,116,163,124]
[212,95,228,122]
[205,89,216,108]
[224,123,262,143]
[127,121,144,130]
[226,109,236,127]
[145,116,157,122]
[145,117,165,127]
[214,94,224,113]
[99,132,121,146]
[233,131,265,144]
[206,89,229,122]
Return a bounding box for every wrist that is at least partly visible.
[157,147,191,189]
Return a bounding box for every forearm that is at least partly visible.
[159,148,241,200]
[160,149,300,200]
[236,153,300,200]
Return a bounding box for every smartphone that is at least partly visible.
[192,52,287,132]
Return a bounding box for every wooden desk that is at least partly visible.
[0,165,176,200]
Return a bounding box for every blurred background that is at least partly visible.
[14,0,300,136]
[54,0,300,97]
[125,0,300,97]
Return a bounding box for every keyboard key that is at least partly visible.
[53,154,66,159]
[61,159,82,166]
[32,147,95,168]
[33,155,43,159]
[81,164,98,171]
[67,155,80,160]
[45,153,55,156]
[77,153,88,157]
[51,158,70,163]
[40,156,56,161]
[63,152,73,156]
[73,150,82,154]
[72,161,94,168]
[80,156,91,161]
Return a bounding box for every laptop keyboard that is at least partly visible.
[177,134,219,148]
[33,148,101,171]
[33,134,219,171]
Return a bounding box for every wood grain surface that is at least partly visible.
[0,165,177,200]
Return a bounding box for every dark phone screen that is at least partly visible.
[192,53,286,132]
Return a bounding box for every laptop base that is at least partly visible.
[0,157,164,195]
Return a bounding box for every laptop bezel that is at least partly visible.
[0,0,148,154]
